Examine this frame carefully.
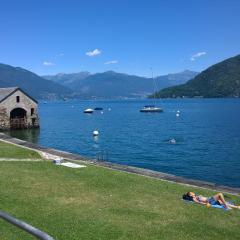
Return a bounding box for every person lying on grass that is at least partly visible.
[183,192,240,210]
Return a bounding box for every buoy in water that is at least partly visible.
[177,110,180,113]
[176,113,180,117]
[169,138,176,144]
[93,130,99,136]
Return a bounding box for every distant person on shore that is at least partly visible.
[183,192,240,210]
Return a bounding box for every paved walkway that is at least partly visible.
[0,133,239,196]
[0,158,43,162]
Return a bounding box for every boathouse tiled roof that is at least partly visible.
[0,87,38,104]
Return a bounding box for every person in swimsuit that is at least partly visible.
[183,192,240,209]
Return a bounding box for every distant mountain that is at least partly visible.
[154,70,198,88]
[43,71,90,86]
[0,63,73,99]
[43,70,198,99]
[153,55,240,98]
[68,71,151,98]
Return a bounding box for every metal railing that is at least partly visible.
[97,150,109,162]
[0,211,54,240]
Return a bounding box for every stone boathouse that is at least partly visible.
[0,87,39,130]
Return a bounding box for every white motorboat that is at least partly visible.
[84,108,94,113]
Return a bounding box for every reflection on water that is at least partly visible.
[6,128,40,144]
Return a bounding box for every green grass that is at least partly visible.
[0,140,41,159]
[0,142,239,240]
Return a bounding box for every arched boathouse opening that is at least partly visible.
[10,108,27,129]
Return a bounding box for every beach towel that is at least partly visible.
[183,199,230,210]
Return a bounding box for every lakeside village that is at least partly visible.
[0,86,240,239]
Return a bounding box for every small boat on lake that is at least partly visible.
[94,107,103,110]
[140,105,163,113]
[140,69,163,113]
[84,108,94,113]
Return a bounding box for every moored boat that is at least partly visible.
[140,105,163,113]
[140,69,164,113]
[94,107,103,110]
[84,108,94,113]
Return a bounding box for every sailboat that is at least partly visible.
[140,105,163,112]
[140,69,163,113]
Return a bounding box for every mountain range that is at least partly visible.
[43,70,198,99]
[0,63,197,100]
[153,54,240,98]
[0,62,199,99]
[4,54,240,100]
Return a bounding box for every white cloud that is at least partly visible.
[43,61,55,66]
[86,49,101,57]
[104,60,118,65]
[190,52,207,61]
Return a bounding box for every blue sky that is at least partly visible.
[1,0,240,76]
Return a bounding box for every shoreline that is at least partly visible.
[0,132,239,196]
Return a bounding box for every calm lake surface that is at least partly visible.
[8,99,240,188]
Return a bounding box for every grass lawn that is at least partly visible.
[0,140,41,159]
[0,141,239,240]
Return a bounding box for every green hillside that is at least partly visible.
[153,55,240,98]
[0,63,73,99]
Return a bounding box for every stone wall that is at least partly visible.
[0,89,39,130]
[0,107,10,129]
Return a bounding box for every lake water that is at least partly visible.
[8,99,240,188]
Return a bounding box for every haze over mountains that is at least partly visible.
[43,70,198,99]
[154,54,240,98]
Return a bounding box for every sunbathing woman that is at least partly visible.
[183,192,240,209]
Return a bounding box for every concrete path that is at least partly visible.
[0,158,43,162]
